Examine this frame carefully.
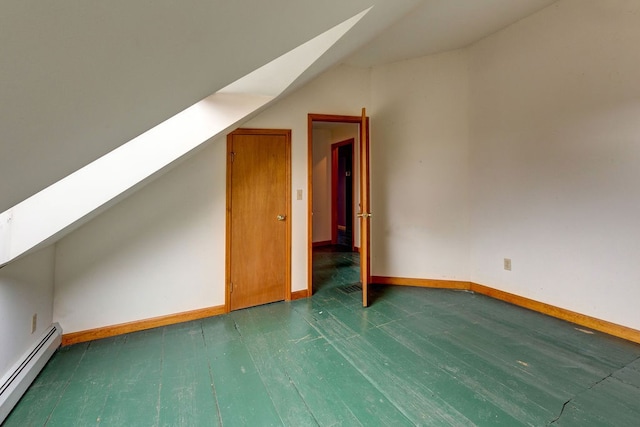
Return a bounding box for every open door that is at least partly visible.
[358,108,372,307]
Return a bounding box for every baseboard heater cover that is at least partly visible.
[0,323,62,424]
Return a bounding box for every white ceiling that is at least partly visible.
[0,0,419,212]
[0,0,558,212]
[347,0,558,67]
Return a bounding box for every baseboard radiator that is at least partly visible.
[0,323,62,424]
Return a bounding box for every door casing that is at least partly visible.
[307,113,370,299]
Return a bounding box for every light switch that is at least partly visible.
[296,189,303,200]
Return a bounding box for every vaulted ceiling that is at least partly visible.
[0,0,556,213]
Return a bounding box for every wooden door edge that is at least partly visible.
[284,130,292,301]
[225,134,233,313]
[360,108,370,307]
[307,115,314,298]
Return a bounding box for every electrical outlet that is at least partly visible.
[31,313,37,334]
[504,258,512,271]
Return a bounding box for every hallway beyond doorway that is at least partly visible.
[312,245,359,294]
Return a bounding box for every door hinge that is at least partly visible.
[230,282,233,293]
[230,151,235,163]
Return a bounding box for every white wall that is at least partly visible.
[468,0,640,329]
[312,128,332,242]
[330,123,362,249]
[312,124,360,245]
[53,64,370,333]
[54,142,226,333]
[370,50,470,281]
[0,247,55,376]
[52,0,640,334]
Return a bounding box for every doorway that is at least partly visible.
[226,128,291,311]
[332,139,354,249]
[308,113,370,300]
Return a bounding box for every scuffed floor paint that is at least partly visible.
[5,247,640,426]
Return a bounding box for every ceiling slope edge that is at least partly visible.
[0,8,371,268]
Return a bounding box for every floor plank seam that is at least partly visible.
[43,343,90,426]
[232,319,243,338]
[283,369,321,427]
[379,321,551,425]
[548,399,570,425]
[615,354,640,390]
[95,340,124,426]
[200,322,224,426]
[7,246,640,426]
[296,307,417,425]
[154,328,165,426]
[548,355,640,425]
[237,316,287,426]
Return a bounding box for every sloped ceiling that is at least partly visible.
[0,0,556,213]
[347,0,557,67]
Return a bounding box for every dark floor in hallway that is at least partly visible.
[312,244,360,293]
[4,247,640,426]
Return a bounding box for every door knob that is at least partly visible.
[277,214,286,221]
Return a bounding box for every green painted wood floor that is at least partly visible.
[5,247,640,426]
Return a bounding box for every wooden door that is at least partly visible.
[359,108,372,307]
[226,129,291,311]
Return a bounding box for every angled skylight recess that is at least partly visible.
[0,8,370,268]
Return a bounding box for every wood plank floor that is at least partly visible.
[5,246,640,426]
